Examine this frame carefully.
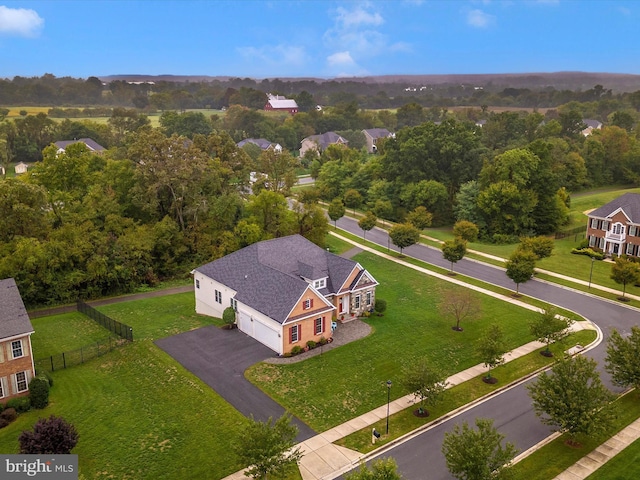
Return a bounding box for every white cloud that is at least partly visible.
[334,3,383,29]
[327,51,355,67]
[467,9,495,28]
[0,6,44,37]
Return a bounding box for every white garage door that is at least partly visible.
[253,318,281,353]
[237,311,252,335]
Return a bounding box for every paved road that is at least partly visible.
[155,325,316,442]
[335,215,639,479]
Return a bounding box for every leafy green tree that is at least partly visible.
[452,220,479,243]
[477,181,537,237]
[606,326,640,391]
[327,198,346,229]
[439,288,481,332]
[405,206,433,230]
[529,306,573,356]
[477,324,507,382]
[358,211,377,240]
[246,190,295,239]
[233,414,303,480]
[19,416,79,454]
[401,358,448,416]
[160,110,213,138]
[454,180,485,229]
[528,355,615,444]
[0,178,50,242]
[441,237,467,274]
[518,236,555,260]
[343,188,363,215]
[610,255,640,300]
[400,180,449,223]
[442,418,517,480]
[292,201,328,247]
[345,458,404,480]
[256,149,299,195]
[396,102,427,128]
[505,249,537,295]
[372,199,393,226]
[374,299,387,316]
[388,223,420,255]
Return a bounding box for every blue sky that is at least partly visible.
[0,0,638,79]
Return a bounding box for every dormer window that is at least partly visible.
[313,278,326,289]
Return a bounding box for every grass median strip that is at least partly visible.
[334,329,596,454]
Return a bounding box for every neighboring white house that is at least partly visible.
[582,119,603,136]
[14,162,28,174]
[237,138,283,154]
[362,128,394,154]
[54,138,106,154]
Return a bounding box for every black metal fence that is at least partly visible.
[555,225,587,240]
[77,300,134,341]
[34,336,128,373]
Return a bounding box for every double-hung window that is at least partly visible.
[11,340,23,359]
[315,317,324,335]
[14,371,28,393]
[215,289,222,304]
[354,295,361,309]
[290,325,301,343]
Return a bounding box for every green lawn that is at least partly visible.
[0,293,248,479]
[31,312,109,358]
[246,251,543,432]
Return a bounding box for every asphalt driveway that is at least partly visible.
[155,325,316,441]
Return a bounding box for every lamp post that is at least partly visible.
[589,256,595,289]
[386,380,392,434]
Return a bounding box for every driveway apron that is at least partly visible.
[155,325,316,441]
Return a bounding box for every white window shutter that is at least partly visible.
[10,374,17,395]
[0,344,4,363]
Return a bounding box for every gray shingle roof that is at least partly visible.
[0,278,34,339]
[303,132,348,150]
[237,138,274,150]
[362,128,392,139]
[194,235,359,324]
[589,193,640,223]
[54,138,106,152]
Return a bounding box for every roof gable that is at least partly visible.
[362,128,392,139]
[195,235,358,323]
[55,138,106,152]
[0,278,34,339]
[589,193,640,224]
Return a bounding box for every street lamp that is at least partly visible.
[386,380,392,434]
[588,256,595,289]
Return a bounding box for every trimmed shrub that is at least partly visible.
[7,396,31,413]
[318,336,328,346]
[29,376,50,409]
[0,418,9,429]
[40,371,54,388]
[571,247,605,260]
[19,415,79,454]
[0,402,4,414]
[290,346,304,356]
[492,234,519,245]
[306,340,317,350]
[222,307,236,327]
[1,408,17,422]
[374,299,387,316]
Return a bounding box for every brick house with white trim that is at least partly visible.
[586,193,640,257]
[0,278,36,402]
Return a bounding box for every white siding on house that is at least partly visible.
[193,272,237,320]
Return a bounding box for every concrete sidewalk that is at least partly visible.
[223,320,594,480]
[553,416,640,479]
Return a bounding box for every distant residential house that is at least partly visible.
[192,235,378,355]
[300,132,349,157]
[0,278,36,402]
[264,94,298,114]
[582,119,603,136]
[362,128,394,154]
[586,193,640,257]
[237,138,283,154]
[54,138,106,154]
[14,162,29,174]
[475,119,487,128]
